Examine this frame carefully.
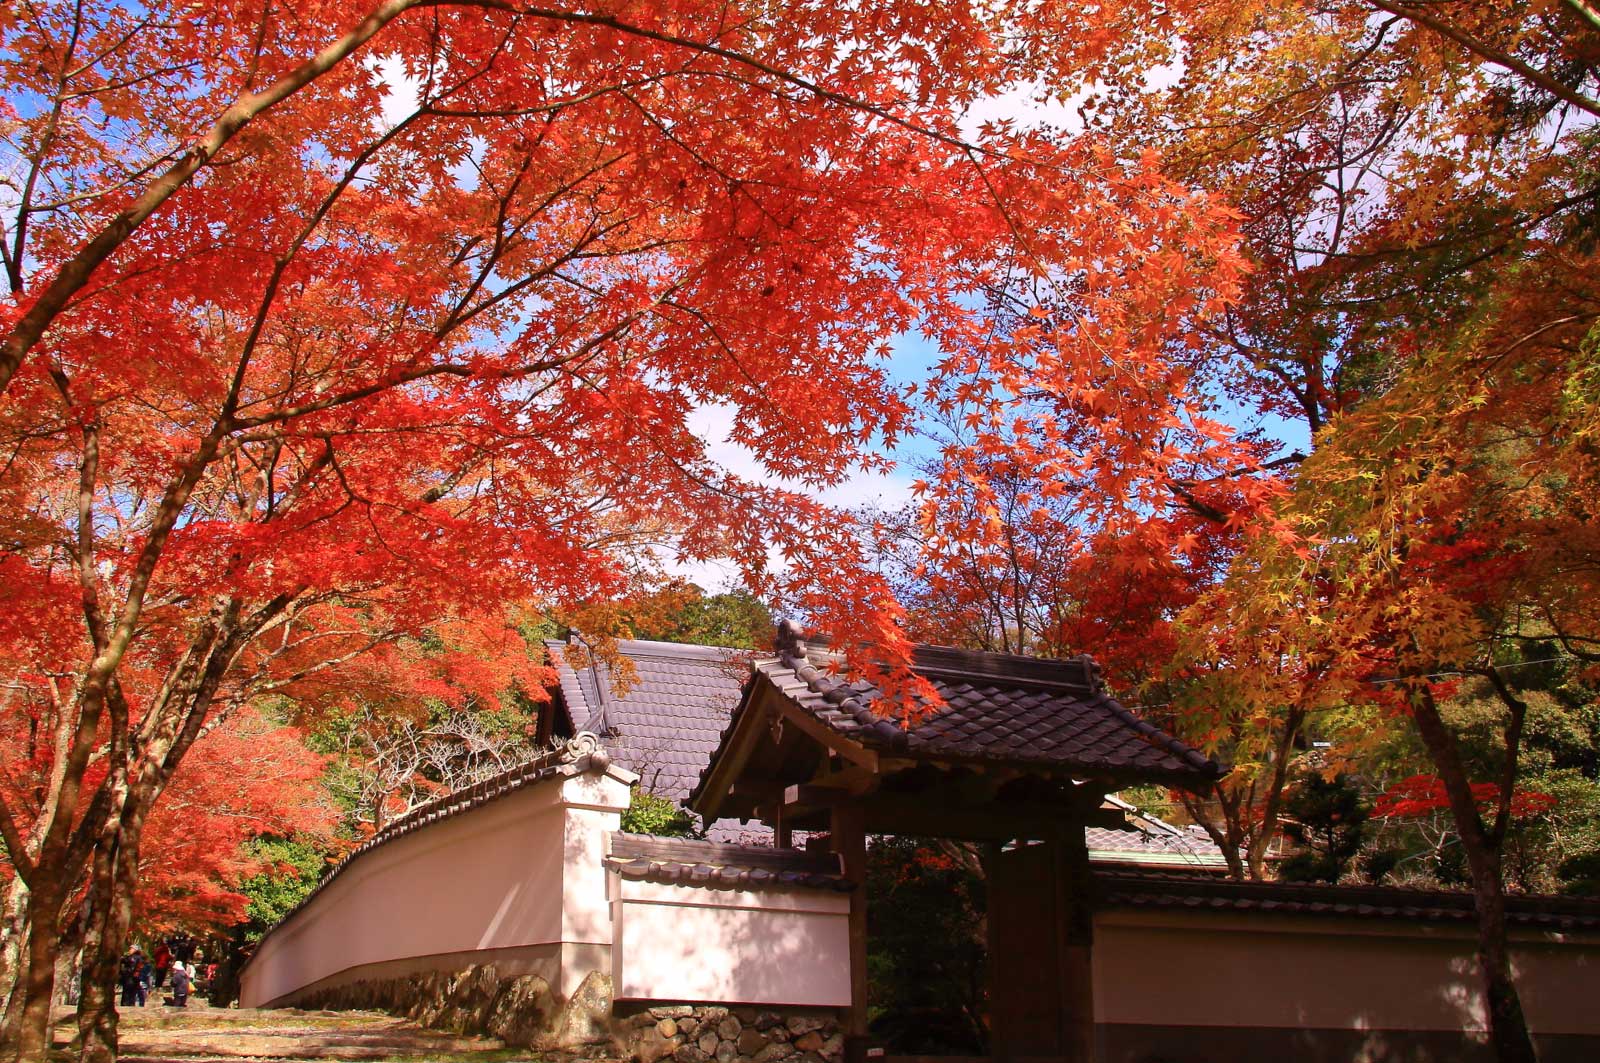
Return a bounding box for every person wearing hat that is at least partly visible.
[118,946,143,1007]
[169,957,192,1008]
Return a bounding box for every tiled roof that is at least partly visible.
[1097,870,1600,931]
[606,833,850,891]
[547,638,766,843]
[547,638,749,803]
[1086,795,1231,870]
[704,622,1222,787]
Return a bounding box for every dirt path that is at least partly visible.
[49,1001,535,1062]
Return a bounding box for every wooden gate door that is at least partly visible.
[987,840,1095,1062]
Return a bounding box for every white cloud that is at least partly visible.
[372,55,420,129]
[958,55,1185,142]
[960,81,1085,139]
[685,403,914,511]
[657,403,915,591]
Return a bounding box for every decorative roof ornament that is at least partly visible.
[562,730,608,771]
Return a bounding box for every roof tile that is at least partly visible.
[605,833,850,892]
[733,623,1222,784]
[1097,870,1600,930]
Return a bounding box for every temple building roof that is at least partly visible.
[692,623,1224,840]
[546,637,750,801]
[733,624,1221,782]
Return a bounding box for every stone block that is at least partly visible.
[653,1005,695,1019]
[657,1019,679,1038]
[737,1028,770,1056]
[753,1042,797,1062]
[794,1032,824,1052]
[715,1038,738,1063]
[785,1016,825,1036]
[674,1046,711,1063]
[754,1012,784,1031]
[551,970,614,1047]
[486,974,551,1046]
[697,1030,720,1055]
[630,1026,679,1063]
[717,1016,742,1040]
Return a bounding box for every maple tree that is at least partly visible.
[874,5,1600,1060]
[123,708,335,934]
[866,836,987,1055]
[0,2,1251,1060]
[1083,4,1600,1061]
[318,615,555,834]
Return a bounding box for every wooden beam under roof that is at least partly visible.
[767,788,1130,840]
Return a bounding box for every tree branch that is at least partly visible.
[0,0,431,395]
[1370,0,1600,118]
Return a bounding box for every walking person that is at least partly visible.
[170,958,191,1008]
[153,940,172,988]
[117,946,143,1008]
[136,951,152,1006]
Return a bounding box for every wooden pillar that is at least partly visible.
[832,803,870,1063]
[774,801,793,850]
[1055,827,1097,1063]
[979,841,1006,1059]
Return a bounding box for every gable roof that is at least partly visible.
[545,636,751,803]
[692,624,1223,817]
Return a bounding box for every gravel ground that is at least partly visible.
[47,1000,541,1062]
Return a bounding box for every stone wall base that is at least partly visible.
[289,964,612,1052]
[614,1004,844,1063]
[287,962,844,1063]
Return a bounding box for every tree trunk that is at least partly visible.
[1247,707,1305,881]
[1410,683,1539,1063]
[10,878,65,1063]
[0,922,29,1056]
[1182,790,1247,880]
[0,878,31,1050]
[52,909,82,1006]
[0,926,29,1054]
[0,879,27,996]
[76,798,150,1063]
[1468,853,1537,1063]
[72,831,124,1063]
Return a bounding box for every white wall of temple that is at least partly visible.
[240,763,635,1008]
[610,875,852,1007]
[1093,909,1600,1035]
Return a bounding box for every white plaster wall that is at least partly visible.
[241,765,632,1007]
[611,876,851,1006]
[1094,910,1600,1035]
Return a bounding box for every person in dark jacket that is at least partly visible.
[169,959,191,1007]
[117,947,143,1007]
[136,953,151,1006]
